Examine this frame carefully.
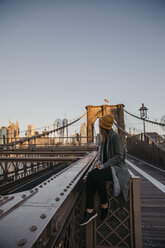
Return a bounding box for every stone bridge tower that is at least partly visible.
[86,104,125,143]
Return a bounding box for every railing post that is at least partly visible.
[132,177,142,248]
[86,219,96,248]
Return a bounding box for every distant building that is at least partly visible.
[8,121,20,143]
[62,118,68,144]
[27,124,35,137]
[55,119,63,144]
[0,126,8,145]
[27,124,35,145]
[80,122,87,144]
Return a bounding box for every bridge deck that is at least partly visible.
[126,155,165,248]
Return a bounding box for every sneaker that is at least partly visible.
[79,210,97,226]
[101,202,110,220]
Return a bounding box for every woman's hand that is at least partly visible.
[96,162,102,170]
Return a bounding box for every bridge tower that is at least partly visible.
[86,104,125,143]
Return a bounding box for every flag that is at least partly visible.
[104,98,109,103]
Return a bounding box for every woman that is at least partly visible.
[79,114,130,226]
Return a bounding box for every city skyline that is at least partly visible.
[1,0,165,132]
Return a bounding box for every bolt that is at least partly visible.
[43,241,47,247]
[39,238,43,243]
[29,225,37,231]
[17,238,26,246]
[3,196,9,200]
[40,213,47,219]
[55,197,60,201]
[21,194,26,199]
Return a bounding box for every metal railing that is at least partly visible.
[0,146,97,187]
[0,151,142,248]
[0,151,98,248]
[86,175,142,248]
[0,136,98,149]
[126,133,165,170]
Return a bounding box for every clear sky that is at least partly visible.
[0,0,165,133]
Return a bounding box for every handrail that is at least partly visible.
[145,133,165,152]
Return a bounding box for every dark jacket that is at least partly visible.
[98,129,130,201]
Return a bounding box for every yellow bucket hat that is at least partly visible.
[99,114,114,130]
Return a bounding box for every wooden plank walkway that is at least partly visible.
[126,155,165,248]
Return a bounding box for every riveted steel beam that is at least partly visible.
[0,151,98,248]
[0,156,81,162]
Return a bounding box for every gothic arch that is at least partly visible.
[86,104,125,142]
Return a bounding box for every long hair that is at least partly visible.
[99,126,110,143]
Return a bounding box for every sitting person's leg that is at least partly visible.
[91,167,112,220]
[80,168,112,225]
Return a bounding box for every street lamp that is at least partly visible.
[139,103,148,134]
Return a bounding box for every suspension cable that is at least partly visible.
[114,120,131,138]
[4,112,88,147]
[124,109,165,127]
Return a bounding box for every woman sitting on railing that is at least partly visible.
[79,114,130,226]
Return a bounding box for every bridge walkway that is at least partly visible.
[126,155,165,248]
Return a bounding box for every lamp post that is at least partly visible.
[139,103,148,135]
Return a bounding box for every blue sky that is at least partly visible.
[0,0,165,133]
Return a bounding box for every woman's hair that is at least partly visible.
[99,126,109,143]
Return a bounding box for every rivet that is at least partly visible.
[3,196,9,200]
[54,176,56,178]
[39,185,43,188]
[43,182,47,185]
[0,200,3,204]
[35,188,38,191]
[55,197,60,201]
[64,189,67,192]
[39,238,43,243]
[21,194,26,199]
[69,183,72,186]
[0,209,4,215]
[47,180,50,183]
[60,192,64,196]
[43,241,47,247]
[40,213,47,219]
[51,178,53,181]
[66,186,70,189]
[30,190,34,193]
[17,238,26,246]
[29,225,37,231]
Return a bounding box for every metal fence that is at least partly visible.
[86,176,142,248]
[126,133,165,170]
